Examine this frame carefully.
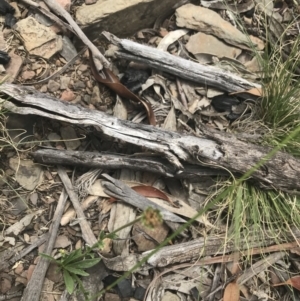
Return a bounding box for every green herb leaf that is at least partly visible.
[39,253,57,263]
[64,266,89,276]
[63,249,84,265]
[68,258,101,269]
[63,270,75,294]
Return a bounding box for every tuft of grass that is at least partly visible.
[258,31,300,156]
[208,18,300,251]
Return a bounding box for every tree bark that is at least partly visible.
[2,83,300,192]
[102,31,261,93]
[31,149,229,178]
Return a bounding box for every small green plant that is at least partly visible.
[39,207,163,298]
[40,240,103,296]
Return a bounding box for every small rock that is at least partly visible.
[47,132,61,141]
[83,94,91,103]
[60,89,75,101]
[48,79,60,92]
[9,158,44,190]
[2,51,23,83]
[76,0,180,39]
[59,35,77,61]
[21,70,35,80]
[73,80,85,90]
[60,125,81,150]
[78,64,88,72]
[176,4,264,50]
[54,235,71,248]
[91,85,101,104]
[9,197,28,215]
[14,17,63,59]
[86,80,92,89]
[186,32,242,60]
[29,192,38,205]
[60,76,70,89]
[14,263,24,275]
[72,95,81,103]
[40,85,47,92]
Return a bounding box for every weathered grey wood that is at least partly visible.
[102,31,261,93]
[57,167,98,246]
[0,234,49,272]
[102,229,300,271]
[2,83,300,193]
[21,189,68,301]
[32,149,229,178]
[101,173,186,223]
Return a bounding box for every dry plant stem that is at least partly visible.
[205,252,286,299]
[0,234,49,272]
[144,243,296,301]
[238,252,285,285]
[176,78,188,109]
[0,291,23,300]
[208,264,223,301]
[20,0,74,33]
[57,166,97,245]
[103,32,261,93]
[2,83,300,192]
[21,189,68,301]
[42,0,110,70]
[101,173,186,223]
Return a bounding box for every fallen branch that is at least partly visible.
[2,83,300,192]
[103,230,300,271]
[102,31,261,93]
[31,148,229,179]
[0,234,49,272]
[21,189,68,301]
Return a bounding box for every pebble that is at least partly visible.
[21,70,35,80]
[83,95,91,103]
[73,80,85,90]
[60,89,75,101]
[40,85,47,93]
[91,85,101,104]
[60,76,70,90]
[72,95,81,103]
[78,64,88,72]
[48,79,60,92]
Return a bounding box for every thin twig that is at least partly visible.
[43,0,110,70]
[57,166,98,246]
[21,189,68,301]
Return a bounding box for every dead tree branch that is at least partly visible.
[2,83,300,192]
[102,31,261,93]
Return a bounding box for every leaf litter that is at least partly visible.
[0,0,300,300]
